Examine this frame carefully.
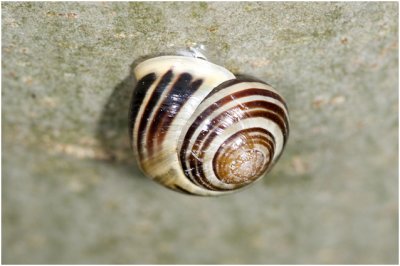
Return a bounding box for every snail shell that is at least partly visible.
[129,56,289,196]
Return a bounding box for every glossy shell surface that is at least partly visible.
[129,56,289,196]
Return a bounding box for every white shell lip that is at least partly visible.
[133,55,235,80]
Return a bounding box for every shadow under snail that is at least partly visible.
[129,55,289,196]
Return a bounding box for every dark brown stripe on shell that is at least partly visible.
[195,107,287,155]
[137,70,173,158]
[146,73,203,157]
[129,73,157,145]
[204,78,273,100]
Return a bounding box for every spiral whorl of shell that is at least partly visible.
[129,56,289,196]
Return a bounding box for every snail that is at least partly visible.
[129,55,289,196]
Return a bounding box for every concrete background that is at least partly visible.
[2,2,398,264]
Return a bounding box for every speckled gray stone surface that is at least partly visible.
[2,2,398,264]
